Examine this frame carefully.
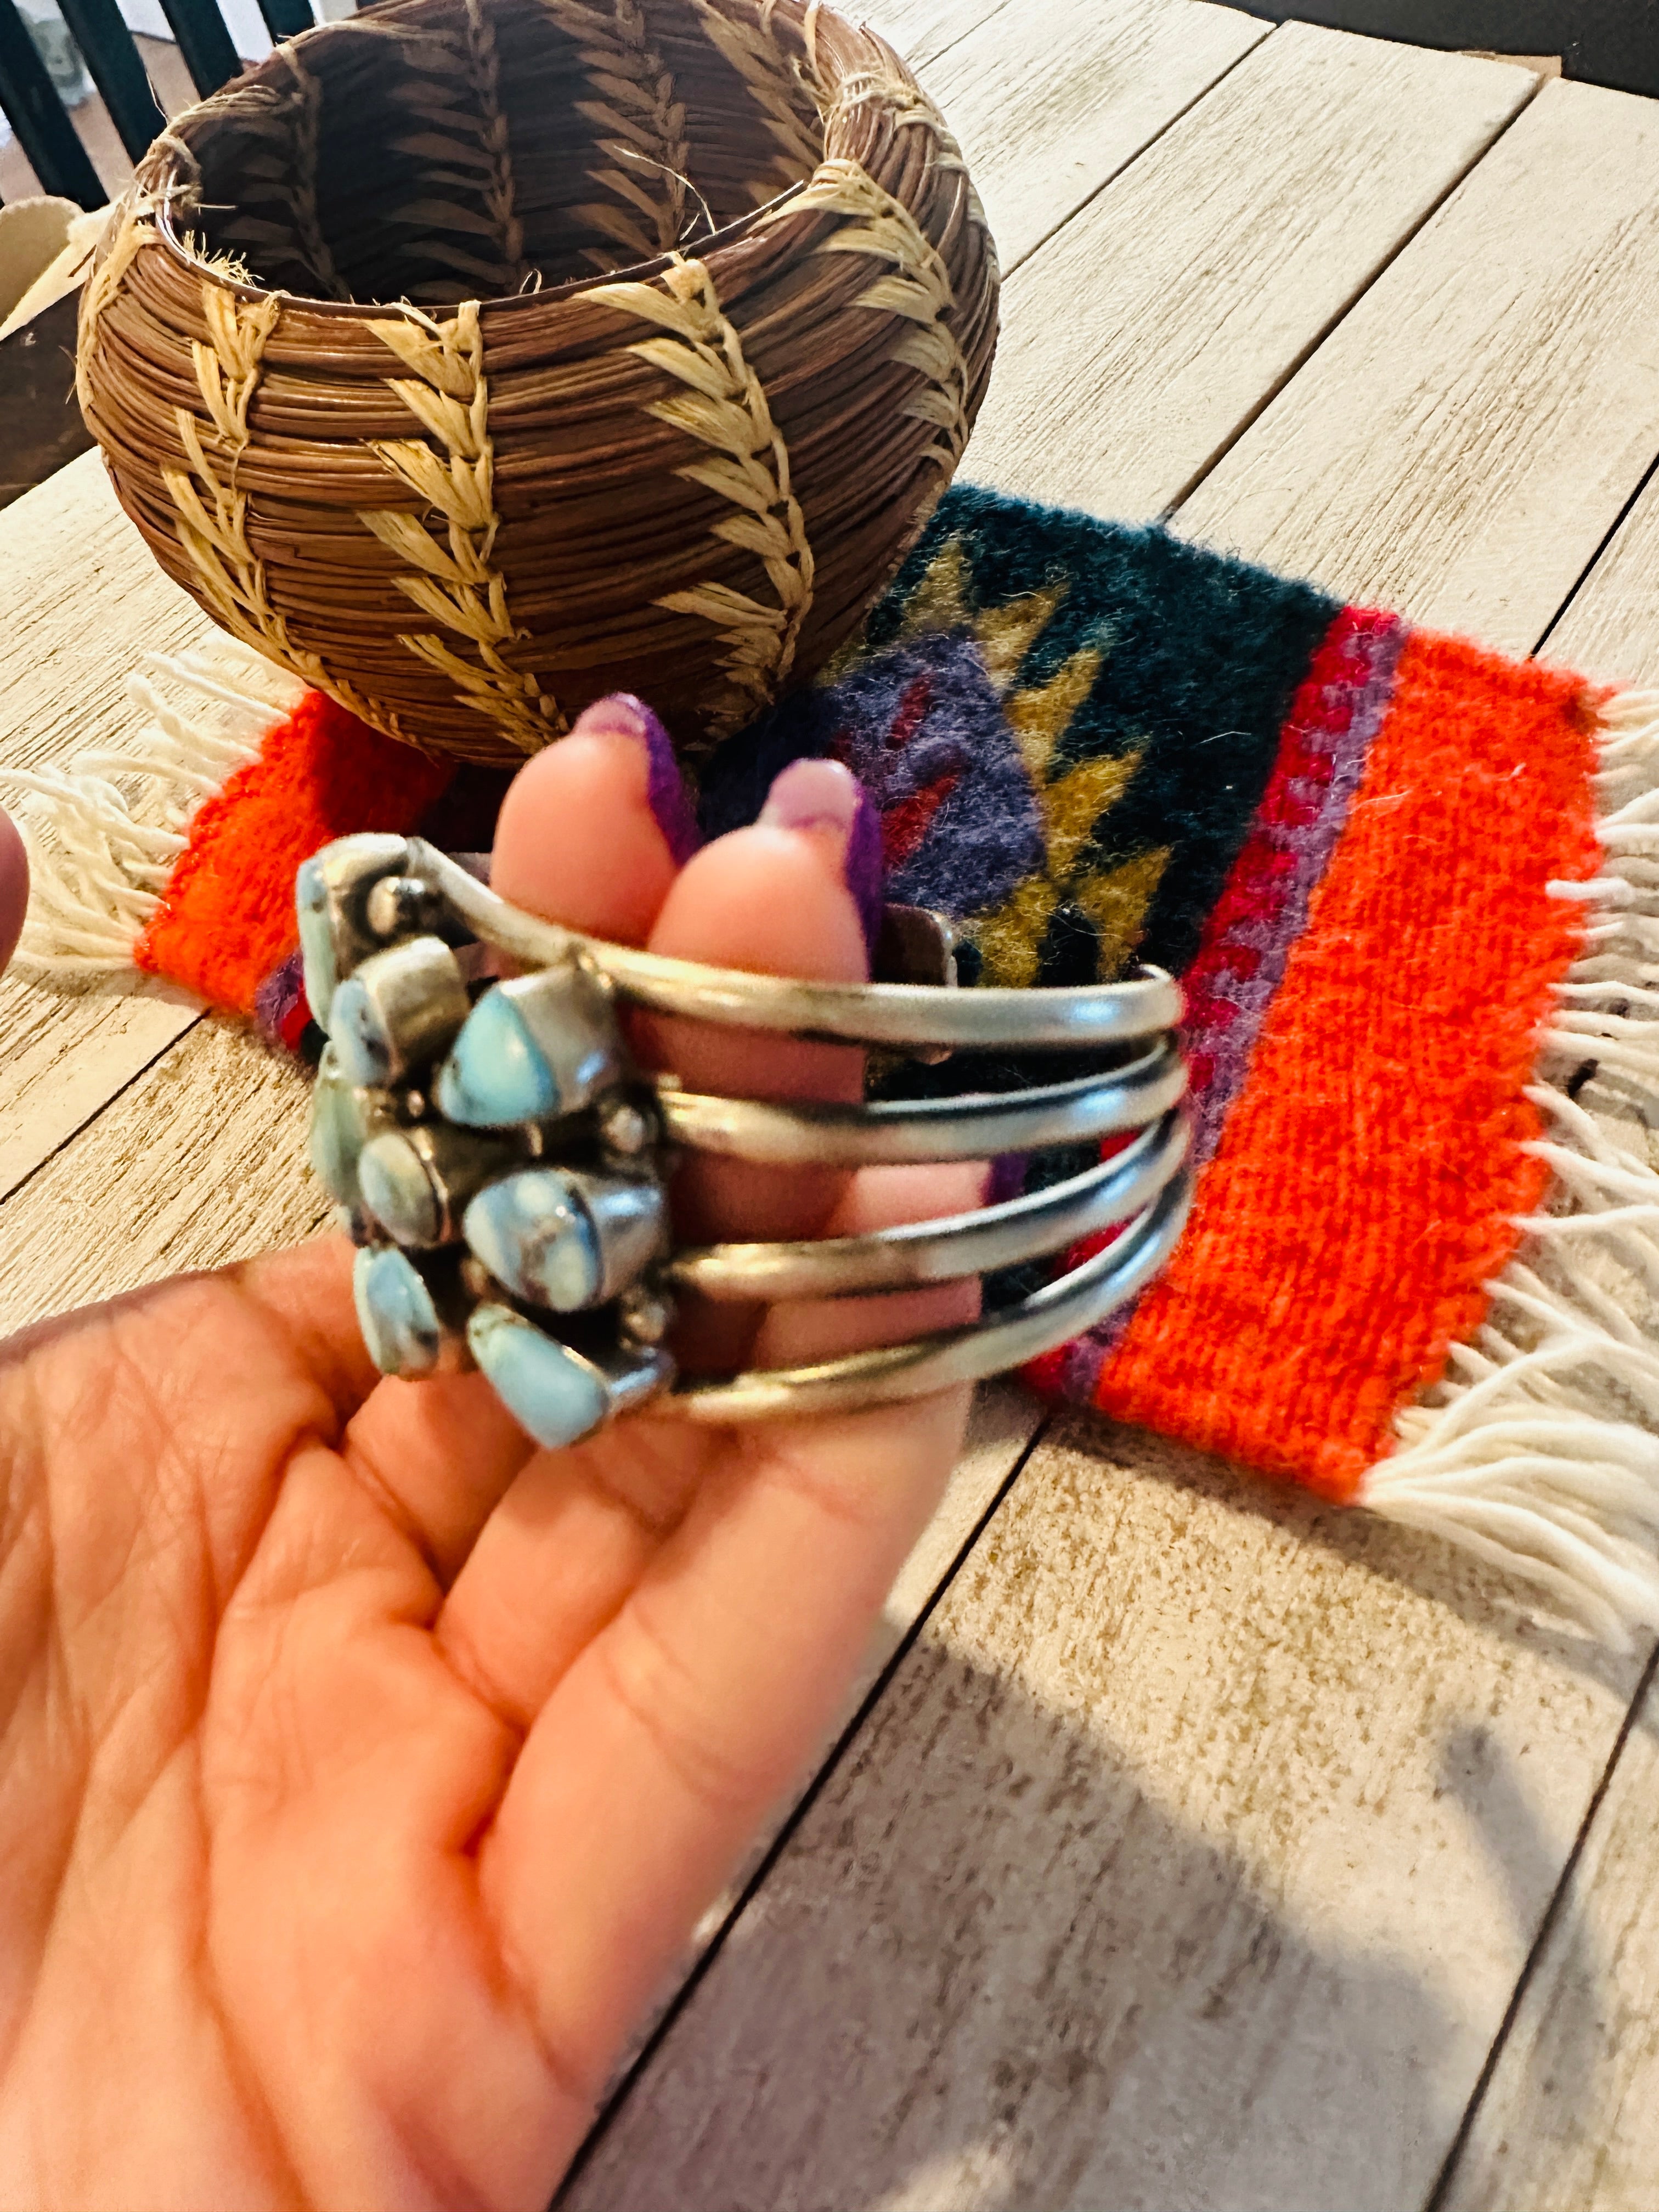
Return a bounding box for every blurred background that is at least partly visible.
[0,0,348,206]
[4,0,1658,212]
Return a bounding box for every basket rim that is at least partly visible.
[137,0,889,318]
[150,172,808,315]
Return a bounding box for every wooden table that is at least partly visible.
[5,4,1659,2203]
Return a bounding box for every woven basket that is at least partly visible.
[75,0,998,769]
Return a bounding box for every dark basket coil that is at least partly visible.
[74,0,1000,768]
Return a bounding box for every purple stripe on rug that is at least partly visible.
[1181,607,1407,1170]
[1048,606,1406,1406]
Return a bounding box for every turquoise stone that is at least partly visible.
[467,1305,610,1449]
[353,1246,442,1376]
[463,1171,601,1310]
[358,1133,442,1247]
[436,989,561,1126]
[310,1048,365,1206]
[329,975,394,1088]
[295,856,338,1030]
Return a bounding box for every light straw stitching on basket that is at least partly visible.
[765,156,970,476]
[690,0,825,204]
[830,64,994,255]
[538,0,689,269]
[387,5,527,294]
[462,0,528,286]
[278,45,348,300]
[362,301,563,753]
[592,253,815,733]
[75,202,156,420]
[162,286,398,736]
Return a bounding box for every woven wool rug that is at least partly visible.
[13,483,1659,1644]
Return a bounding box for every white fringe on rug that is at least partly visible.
[1367,689,1659,1647]
[0,644,301,984]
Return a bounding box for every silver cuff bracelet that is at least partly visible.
[298,833,1193,1450]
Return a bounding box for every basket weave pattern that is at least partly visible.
[77,0,999,766]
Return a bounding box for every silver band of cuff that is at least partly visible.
[297,832,1192,1448]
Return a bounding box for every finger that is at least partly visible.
[492,691,697,936]
[433,1158,980,1733]
[643,759,881,1398]
[0,804,26,974]
[478,1376,973,2091]
[431,760,884,1704]
[278,698,701,1587]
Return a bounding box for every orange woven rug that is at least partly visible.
[12,484,1659,1643]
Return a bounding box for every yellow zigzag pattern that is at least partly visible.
[895,537,1171,986]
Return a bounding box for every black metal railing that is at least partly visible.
[0,0,315,207]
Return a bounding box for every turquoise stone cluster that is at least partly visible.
[302,834,675,1453]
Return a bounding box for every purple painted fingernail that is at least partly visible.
[575,692,701,866]
[758,757,884,953]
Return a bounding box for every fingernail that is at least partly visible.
[759,757,884,952]
[0,803,27,974]
[573,693,700,865]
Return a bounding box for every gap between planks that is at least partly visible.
[0,455,217,1201]
[1405,342,1659,2212]
[565,26,1659,2212]
[9,8,1659,2203]
[963,19,1540,525]
[1170,73,1659,656]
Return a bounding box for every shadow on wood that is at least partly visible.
[562,1414,1637,2212]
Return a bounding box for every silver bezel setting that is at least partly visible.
[298,833,1194,1451]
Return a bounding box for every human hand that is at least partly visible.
[0,705,978,2210]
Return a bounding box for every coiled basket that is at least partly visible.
[75,0,999,768]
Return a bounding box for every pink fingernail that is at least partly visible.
[758,758,883,952]
[574,693,701,865]
[0,804,27,975]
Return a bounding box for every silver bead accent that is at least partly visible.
[618,1286,674,1347]
[365,873,443,941]
[599,1098,653,1158]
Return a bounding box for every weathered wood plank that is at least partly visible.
[1176,76,1659,656]
[1412,415,1659,2212]
[0,1017,326,1336]
[917,0,1269,274]
[1433,1658,1659,2212]
[0,0,1262,1194]
[0,453,215,1200]
[964,21,1536,521]
[860,0,1011,72]
[569,38,1659,2212]
[1542,469,1659,687]
[0,986,198,1207]
[568,1420,1641,2212]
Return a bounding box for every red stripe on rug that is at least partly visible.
[1091,631,1604,1503]
[136,692,451,1015]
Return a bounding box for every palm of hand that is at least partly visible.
[0,724,975,2211]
